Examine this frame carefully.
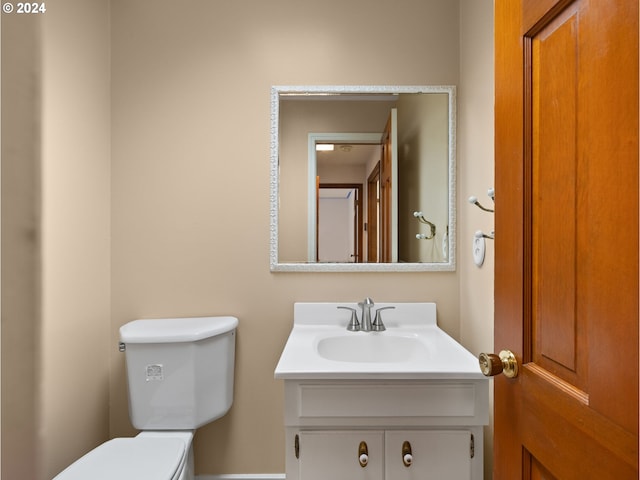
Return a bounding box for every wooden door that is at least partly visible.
[380,111,397,262]
[494,0,638,478]
[367,164,380,262]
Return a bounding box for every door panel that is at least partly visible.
[494,0,638,478]
[298,431,383,480]
[529,454,557,480]
[531,0,585,393]
[384,431,471,480]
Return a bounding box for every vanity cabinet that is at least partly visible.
[275,303,490,480]
[283,380,488,480]
[296,430,473,480]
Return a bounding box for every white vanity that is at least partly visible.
[275,302,489,480]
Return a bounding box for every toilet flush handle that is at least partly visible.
[118,342,126,352]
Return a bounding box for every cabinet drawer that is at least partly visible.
[297,383,478,418]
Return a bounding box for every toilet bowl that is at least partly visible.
[53,431,194,480]
[52,316,237,480]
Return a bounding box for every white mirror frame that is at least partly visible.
[270,85,457,272]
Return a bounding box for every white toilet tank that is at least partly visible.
[120,316,238,430]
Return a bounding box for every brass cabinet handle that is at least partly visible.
[402,441,413,467]
[478,350,519,378]
[358,441,369,467]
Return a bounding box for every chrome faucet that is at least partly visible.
[358,297,375,332]
[339,299,393,332]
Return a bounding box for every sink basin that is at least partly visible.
[316,334,428,363]
[274,302,486,380]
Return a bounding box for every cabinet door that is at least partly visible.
[385,431,472,480]
[298,431,384,480]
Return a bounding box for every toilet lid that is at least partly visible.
[53,437,186,480]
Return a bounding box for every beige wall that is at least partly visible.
[2,1,112,478]
[39,1,112,477]
[459,1,495,478]
[109,3,463,476]
[1,13,42,480]
[2,0,494,478]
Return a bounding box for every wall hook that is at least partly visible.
[468,188,495,212]
[470,188,494,267]
[413,211,436,239]
[475,230,494,240]
[468,195,494,213]
[416,233,439,240]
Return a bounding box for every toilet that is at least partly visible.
[53,315,238,480]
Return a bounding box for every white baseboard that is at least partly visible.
[197,475,286,480]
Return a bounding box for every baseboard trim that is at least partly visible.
[196,475,286,480]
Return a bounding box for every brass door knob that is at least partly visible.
[478,350,518,378]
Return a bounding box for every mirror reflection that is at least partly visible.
[270,85,456,272]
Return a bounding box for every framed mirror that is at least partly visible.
[270,85,456,272]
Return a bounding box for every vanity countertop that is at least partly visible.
[274,302,485,380]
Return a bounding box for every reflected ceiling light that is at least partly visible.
[316,144,334,151]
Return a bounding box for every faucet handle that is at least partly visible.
[372,306,395,332]
[337,306,360,331]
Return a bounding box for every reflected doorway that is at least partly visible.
[316,183,363,262]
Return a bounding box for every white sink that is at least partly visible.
[274,302,484,380]
[316,333,429,363]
